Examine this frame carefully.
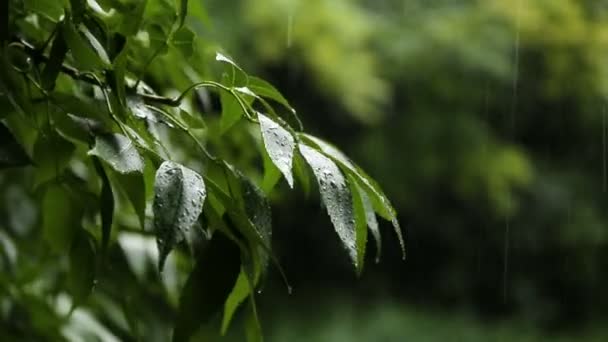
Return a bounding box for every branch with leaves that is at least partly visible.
[1,0,404,340]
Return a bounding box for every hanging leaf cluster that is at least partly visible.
[1,0,404,340]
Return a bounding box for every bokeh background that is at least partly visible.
[206,0,608,340]
[3,0,608,340]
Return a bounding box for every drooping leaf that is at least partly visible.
[300,133,405,258]
[248,76,294,113]
[41,27,68,90]
[153,161,206,271]
[221,270,249,334]
[32,130,75,188]
[173,233,241,342]
[299,143,358,268]
[348,174,368,275]
[244,300,263,342]
[0,122,31,168]
[88,133,144,174]
[63,21,109,70]
[216,52,248,86]
[42,182,81,252]
[92,157,114,252]
[360,183,381,263]
[68,230,97,305]
[257,112,295,188]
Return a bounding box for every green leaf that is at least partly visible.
[42,183,81,252]
[32,130,75,188]
[293,150,311,196]
[300,133,405,259]
[92,157,114,252]
[115,172,147,230]
[299,143,358,268]
[257,112,295,188]
[248,77,294,113]
[68,231,97,305]
[260,148,281,194]
[0,122,31,168]
[41,27,68,91]
[153,161,206,271]
[219,89,245,134]
[176,0,189,29]
[216,52,249,86]
[88,133,144,174]
[170,27,195,58]
[118,0,147,35]
[63,21,110,70]
[360,183,381,263]
[348,174,368,275]
[244,300,263,342]
[173,233,241,342]
[221,270,249,334]
[23,0,66,22]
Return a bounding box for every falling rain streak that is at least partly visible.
[603,105,607,192]
[287,11,294,48]
[504,0,522,304]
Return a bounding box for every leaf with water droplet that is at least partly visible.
[258,112,295,188]
[348,174,367,275]
[88,133,144,174]
[153,161,206,271]
[300,133,404,259]
[299,143,357,268]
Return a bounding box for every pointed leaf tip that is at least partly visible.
[299,143,357,268]
[153,161,206,271]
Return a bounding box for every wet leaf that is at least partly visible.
[153,161,206,271]
[0,123,31,168]
[88,133,144,174]
[299,143,357,268]
[348,174,368,274]
[300,133,404,259]
[257,112,295,188]
[173,233,241,342]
